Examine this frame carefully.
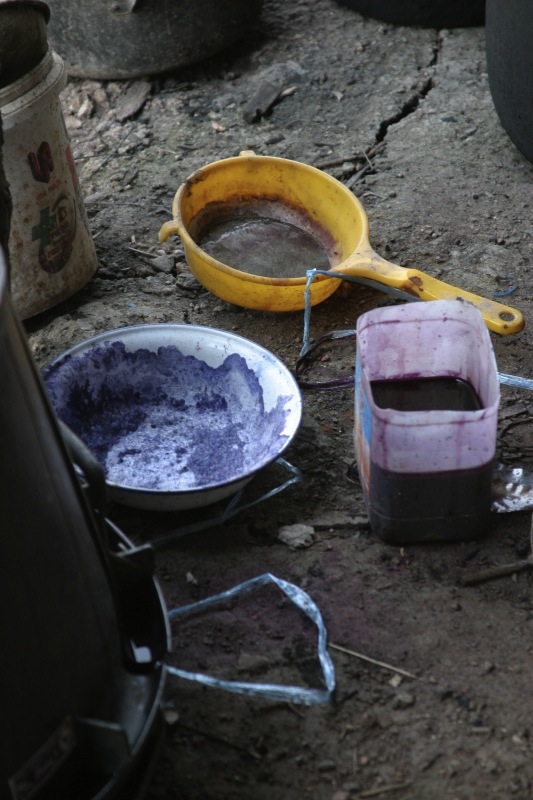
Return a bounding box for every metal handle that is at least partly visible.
[335,252,525,336]
[59,420,109,517]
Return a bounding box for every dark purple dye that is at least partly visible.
[43,340,292,492]
[368,460,494,544]
[365,377,492,543]
[370,376,483,412]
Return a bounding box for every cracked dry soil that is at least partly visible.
[25,0,533,797]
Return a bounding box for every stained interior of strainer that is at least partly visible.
[188,198,341,278]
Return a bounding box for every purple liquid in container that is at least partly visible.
[354,301,500,544]
[370,376,482,412]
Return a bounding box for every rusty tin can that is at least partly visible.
[0,4,97,318]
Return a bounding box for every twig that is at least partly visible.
[314,141,385,170]
[360,781,412,798]
[360,190,386,200]
[126,246,157,258]
[157,144,199,154]
[360,145,374,170]
[463,514,533,585]
[288,703,306,718]
[345,163,373,188]
[328,643,417,680]
[500,417,533,439]
[462,558,533,586]
[177,721,262,760]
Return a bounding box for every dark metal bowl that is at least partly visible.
[45,0,263,79]
[0,0,50,88]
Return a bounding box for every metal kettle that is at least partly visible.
[0,245,170,799]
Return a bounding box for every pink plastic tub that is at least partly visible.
[354,299,500,544]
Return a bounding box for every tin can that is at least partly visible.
[0,45,97,319]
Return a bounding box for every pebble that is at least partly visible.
[392,691,415,709]
[236,652,272,674]
[277,523,315,549]
[151,253,175,274]
[318,759,337,772]
[163,710,179,726]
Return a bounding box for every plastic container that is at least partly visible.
[0,44,97,319]
[354,299,500,544]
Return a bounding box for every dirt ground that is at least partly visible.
[24,0,533,797]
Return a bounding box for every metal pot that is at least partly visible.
[45,0,263,79]
[0,0,50,87]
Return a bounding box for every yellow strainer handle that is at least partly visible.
[337,252,524,335]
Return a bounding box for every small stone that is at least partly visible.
[151,253,175,274]
[163,710,179,726]
[277,523,315,549]
[237,652,272,674]
[392,691,415,709]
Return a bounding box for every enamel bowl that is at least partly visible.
[43,323,302,511]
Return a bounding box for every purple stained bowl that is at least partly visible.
[43,323,302,510]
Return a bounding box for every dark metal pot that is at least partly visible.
[0,0,50,87]
[45,0,263,79]
[486,0,533,164]
[332,0,485,27]
[0,243,170,799]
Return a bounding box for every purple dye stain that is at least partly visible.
[43,341,292,491]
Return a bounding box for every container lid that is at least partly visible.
[0,1,50,88]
